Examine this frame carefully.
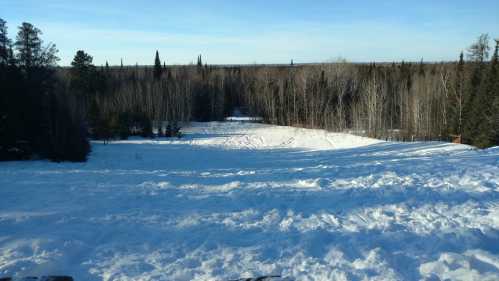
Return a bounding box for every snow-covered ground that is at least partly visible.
[1,122,499,281]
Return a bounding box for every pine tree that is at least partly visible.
[154,50,162,80]
[0,18,11,65]
[70,50,98,109]
[15,22,59,69]
[15,22,41,68]
[72,50,93,69]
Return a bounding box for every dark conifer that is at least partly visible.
[463,34,490,144]
[471,38,498,147]
[197,55,203,67]
[0,18,10,65]
[154,50,162,80]
[489,39,499,145]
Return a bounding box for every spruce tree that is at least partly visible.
[471,38,498,147]
[462,34,490,144]
[197,54,202,67]
[490,39,499,145]
[70,50,97,109]
[0,18,11,65]
[154,50,162,80]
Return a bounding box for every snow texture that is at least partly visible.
[1,122,499,281]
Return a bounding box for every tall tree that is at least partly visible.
[0,18,11,65]
[462,34,490,143]
[467,34,491,63]
[72,50,93,70]
[197,54,203,67]
[14,22,58,68]
[490,39,499,145]
[470,37,498,147]
[154,50,162,80]
[1,21,88,161]
[70,50,97,102]
[450,52,465,136]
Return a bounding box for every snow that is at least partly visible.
[1,122,499,281]
[224,117,263,122]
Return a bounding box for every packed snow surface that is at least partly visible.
[1,122,499,281]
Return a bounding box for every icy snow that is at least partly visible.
[1,122,499,281]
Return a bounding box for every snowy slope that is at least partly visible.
[1,122,499,281]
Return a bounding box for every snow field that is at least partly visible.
[1,122,499,281]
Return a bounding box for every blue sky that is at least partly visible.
[1,0,498,66]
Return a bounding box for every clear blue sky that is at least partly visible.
[1,0,498,66]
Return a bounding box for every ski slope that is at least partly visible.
[1,122,499,281]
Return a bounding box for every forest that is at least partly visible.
[1,19,499,162]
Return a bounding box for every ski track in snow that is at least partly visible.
[1,122,499,281]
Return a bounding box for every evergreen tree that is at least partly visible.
[15,22,59,69]
[45,88,91,162]
[490,39,499,145]
[69,50,101,114]
[72,50,93,69]
[470,38,498,147]
[0,18,11,65]
[154,50,162,80]
[15,22,41,68]
[462,34,490,144]
[4,22,89,161]
[197,54,203,67]
[0,18,19,160]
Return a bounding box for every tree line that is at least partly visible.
[1,19,498,162]
[73,34,498,148]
